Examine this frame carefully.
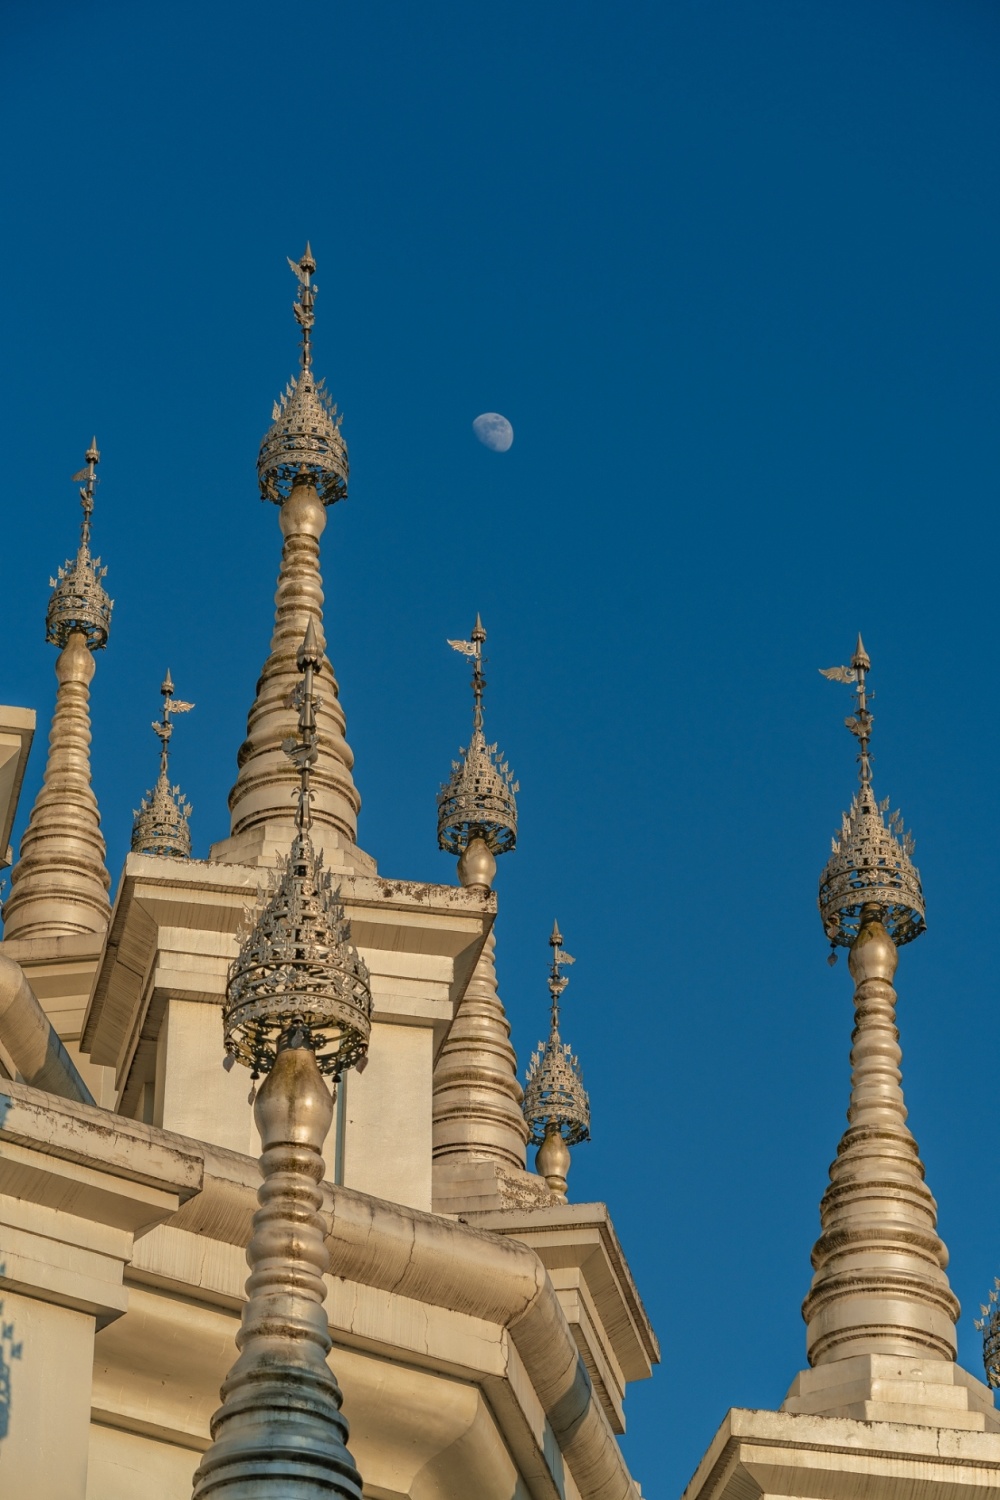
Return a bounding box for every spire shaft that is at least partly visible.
[3,634,110,938]
[432,928,529,1171]
[803,914,958,1363]
[4,447,113,940]
[191,1042,363,1498]
[211,483,367,870]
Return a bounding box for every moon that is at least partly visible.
[472,412,514,452]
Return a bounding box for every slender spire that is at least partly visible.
[433,617,528,1172]
[437,614,518,889]
[803,640,957,1367]
[202,634,369,1496]
[3,444,113,940]
[523,921,590,1202]
[212,248,370,874]
[131,672,194,858]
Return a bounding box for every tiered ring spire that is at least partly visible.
[3,444,113,940]
[798,638,957,1371]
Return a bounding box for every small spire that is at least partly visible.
[259,246,348,506]
[438,616,519,880]
[818,638,924,956]
[223,626,372,1081]
[131,672,194,858]
[3,448,113,939]
[523,921,590,1202]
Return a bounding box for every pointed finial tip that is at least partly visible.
[472,612,486,641]
[297,618,322,669]
[550,919,562,946]
[86,437,99,463]
[162,669,174,695]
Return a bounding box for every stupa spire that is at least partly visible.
[198,626,368,1498]
[131,671,193,858]
[437,614,518,889]
[432,617,528,1174]
[802,639,957,1366]
[211,248,371,874]
[523,921,590,1202]
[3,443,113,940]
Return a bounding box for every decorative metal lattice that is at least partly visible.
[974,1280,1000,1389]
[46,440,112,651]
[223,621,371,1079]
[523,921,590,1147]
[131,671,194,858]
[817,636,925,957]
[437,614,518,856]
[257,245,349,507]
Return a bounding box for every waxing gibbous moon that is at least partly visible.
[472,412,514,452]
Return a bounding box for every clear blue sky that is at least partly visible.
[4,3,1000,1494]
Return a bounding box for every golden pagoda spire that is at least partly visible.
[3,442,113,940]
[523,921,590,1202]
[801,640,957,1366]
[211,248,372,874]
[432,617,528,1175]
[131,671,194,858]
[197,626,368,1497]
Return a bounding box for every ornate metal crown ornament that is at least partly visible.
[257,244,349,507]
[223,620,372,1081]
[974,1279,1000,1389]
[437,614,519,857]
[131,672,194,858]
[818,635,925,961]
[46,440,113,651]
[523,922,591,1148]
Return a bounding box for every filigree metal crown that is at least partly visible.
[817,637,925,951]
[47,441,112,651]
[818,783,925,949]
[523,922,591,1147]
[223,623,371,1078]
[257,247,349,507]
[974,1279,1000,1389]
[437,615,519,856]
[131,672,193,858]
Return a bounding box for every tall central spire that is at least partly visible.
[3,443,113,940]
[211,248,372,874]
[782,640,975,1427]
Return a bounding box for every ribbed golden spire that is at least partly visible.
[211,249,372,875]
[3,443,113,939]
[805,641,956,1364]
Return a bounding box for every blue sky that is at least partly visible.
[4,3,1000,1494]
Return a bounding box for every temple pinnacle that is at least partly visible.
[3,446,114,938]
[131,671,194,858]
[818,639,924,955]
[523,920,590,1202]
[259,245,348,506]
[438,615,518,887]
